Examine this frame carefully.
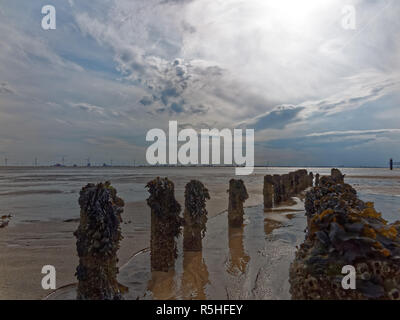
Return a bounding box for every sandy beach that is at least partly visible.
[0,167,399,300]
[0,169,263,300]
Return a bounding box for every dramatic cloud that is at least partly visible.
[0,83,15,94]
[241,105,304,131]
[0,0,399,165]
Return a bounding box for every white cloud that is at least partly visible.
[72,0,400,125]
[307,129,400,137]
[69,102,106,115]
[0,0,399,165]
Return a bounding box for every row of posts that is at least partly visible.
[74,170,317,299]
[263,170,318,209]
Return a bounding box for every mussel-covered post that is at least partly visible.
[292,172,300,194]
[281,174,291,201]
[228,179,249,227]
[301,170,307,190]
[146,177,183,272]
[272,175,283,205]
[300,170,309,191]
[290,169,400,300]
[315,173,320,187]
[289,172,296,196]
[308,172,314,187]
[183,180,210,252]
[331,168,345,183]
[263,175,274,209]
[75,182,124,300]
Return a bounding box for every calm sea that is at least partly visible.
[0,167,399,223]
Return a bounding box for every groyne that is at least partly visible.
[290,169,400,300]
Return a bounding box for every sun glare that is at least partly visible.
[264,0,334,29]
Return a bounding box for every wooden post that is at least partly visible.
[315,173,320,187]
[272,175,283,205]
[183,180,210,252]
[331,168,345,183]
[293,171,300,194]
[281,174,291,201]
[309,172,314,187]
[146,177,183,272]
[298,170,308,191]
[228,179,249,227]
[75,182,124,300]
[263,175,274,209]
[288,172,296,196]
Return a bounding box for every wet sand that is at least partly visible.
[1,167,399,300]
[46,198,306,300]
[0,183,263,300]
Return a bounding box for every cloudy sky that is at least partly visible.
[0,0,399,166]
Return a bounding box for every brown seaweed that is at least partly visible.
[146,177,183,272]
[74,182,124,300]
[290,170,400,300]
[183,180,210,251]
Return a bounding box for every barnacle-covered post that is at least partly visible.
[281,174,291,201]
[272,175,283,205]
[146,177,183,272]
[308,172,314,187]
[290,173,400,300]
[183,180,210,252]
[228,179,249,227]
[75,182,124,300]
[263,175,274,209]
[292,171,300,194]
[299,170,309,191]
[331,168,345,183]
[288,172,296,196]
[315,173,320,187]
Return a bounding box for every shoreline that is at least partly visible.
[0,183,263,300]
[0,168,399,300]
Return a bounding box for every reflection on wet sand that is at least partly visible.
[264,219,283,235]
[46,199,307,300]
[181,251,209,300]
[147,270,178,300]
[226,225,250,276]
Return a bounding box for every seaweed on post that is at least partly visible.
[74,182,124,300]
[290,169,400,300]
[281,174,291,201]
[146,177,183,272]
[263,175,274,209]
[315,173,320,187]
[228,179,249,228]
[308,172,314,187]
[331,168,345,183]
[183,180,210,252]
